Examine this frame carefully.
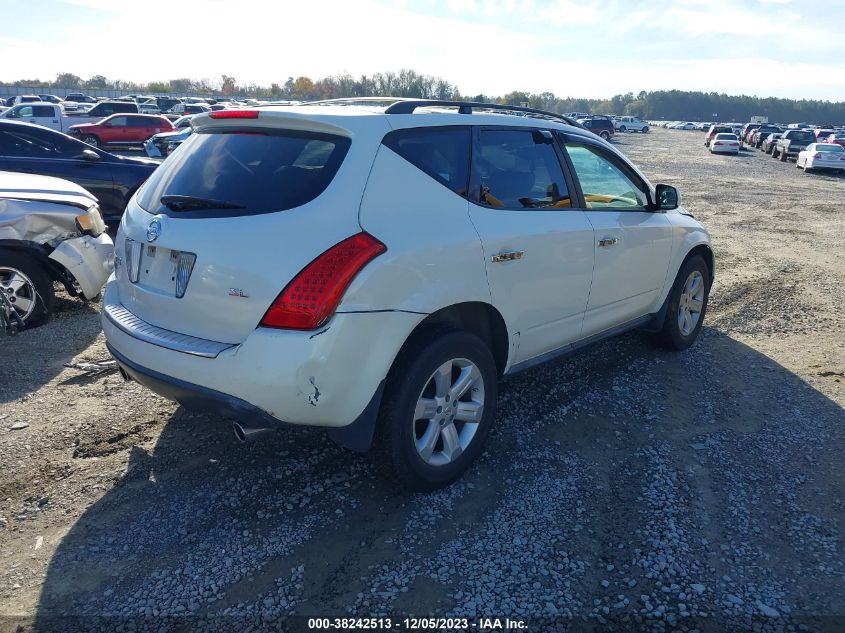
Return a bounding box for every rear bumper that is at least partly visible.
[101,278,422,430]
[108,343,284,429]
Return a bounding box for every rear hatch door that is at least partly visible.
[116,110,388,344]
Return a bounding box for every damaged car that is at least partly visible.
[0,171,113,329]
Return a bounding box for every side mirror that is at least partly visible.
[655,184,679,210]
[77,149,100,162]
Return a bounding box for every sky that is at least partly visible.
[1,0,844,101]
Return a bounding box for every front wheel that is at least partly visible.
[619,125,627,132]
[651,256,710,351]
[642,126,649,133]
[0,249,54,329]
[372,330,498,491]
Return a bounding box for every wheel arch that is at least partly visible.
[685,243,715,284]
[395,302,510,377]
[0,240,77,294]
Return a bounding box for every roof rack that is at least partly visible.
[383,99,580,126]
[299,97,581,127]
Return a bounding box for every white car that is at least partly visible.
[103,100,714,490]
[709,133,740,155]
[672,122,696,130]
[614,116,649,133]
[1,171,113,328]
[796,143,845,173]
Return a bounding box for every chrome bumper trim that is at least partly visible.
[103,299,235,358]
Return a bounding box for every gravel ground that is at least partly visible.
[0,129,843,633]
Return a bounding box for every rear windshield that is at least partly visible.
[136,129,351,217]
[714,134,737,140]
[815,144,843,152]
[789,132,816,142]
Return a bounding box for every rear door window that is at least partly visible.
[473,128,572,209]
[382,126,470,195]
[0,126,80,158]
[33,105,55,117]
[136,130,351,218]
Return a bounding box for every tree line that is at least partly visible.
[4,71,844,124]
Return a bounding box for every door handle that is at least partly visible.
[597,237,619,248]
[491,251,524,263]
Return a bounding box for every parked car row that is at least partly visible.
[702,119,845,173]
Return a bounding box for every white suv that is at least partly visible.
[103,99,713,490]
[614,116,649,133]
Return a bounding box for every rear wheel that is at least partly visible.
[780,149,788,162]
[82,135,100,148]
[651,255,710,351]
[0,249,54,329]
[642,126,649,133]
[600,131,610,140]
[619,125,627,132]
[372,330,498,491]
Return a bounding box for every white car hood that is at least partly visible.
[0,171,97,209]
[0,171,97,244]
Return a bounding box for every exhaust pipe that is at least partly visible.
[232,422,273,443]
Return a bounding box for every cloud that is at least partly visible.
[1,0,843,101]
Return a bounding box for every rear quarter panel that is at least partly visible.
[342,145,491,315]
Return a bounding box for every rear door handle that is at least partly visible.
[597,237,619,248]
[491,251,524,263]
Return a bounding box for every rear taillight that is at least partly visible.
[259,233,387,330]
[208,110,259,119]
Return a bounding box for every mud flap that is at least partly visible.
[326,380,385,453]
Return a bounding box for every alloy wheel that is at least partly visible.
[677,270,705,336]
[0,267,37,322]
[413,358,485,467]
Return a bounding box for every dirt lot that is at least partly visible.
[1,128,843,632]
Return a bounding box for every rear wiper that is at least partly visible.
[160,195,246,211]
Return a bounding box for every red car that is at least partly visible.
[824,133,845,149]
[69,114,174,149]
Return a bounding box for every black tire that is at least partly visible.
[650,255,710,351]
[82,135,100,148]
[772,147,779,158]
[780,150,787,162]
[642,126,649,133]
[0,248,54,329]
[372,330,498,491]
[600,131,610,140]
[619,125,627,132]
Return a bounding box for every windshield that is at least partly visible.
[136,129,351,217]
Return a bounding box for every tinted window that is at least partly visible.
[474,129,571,209]
[15,106,34,118]
[564,143,649,210]
[0,127,81,158]
[136,130,351,217]
[383,126,470,195]
[32,105,55,117]
[789,132,815,142]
